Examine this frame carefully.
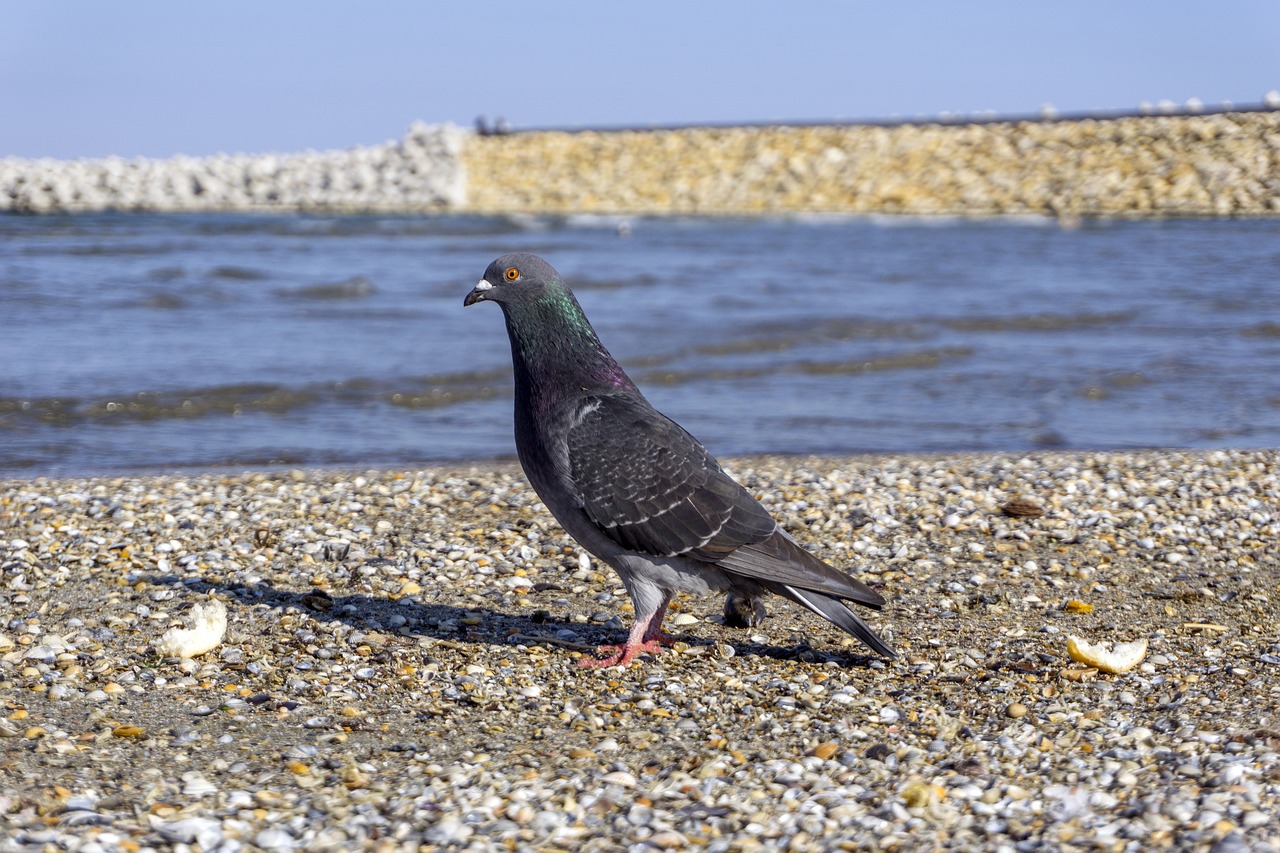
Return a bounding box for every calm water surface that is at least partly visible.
[2,213,1278,475]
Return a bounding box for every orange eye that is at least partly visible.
[505,267,519,281]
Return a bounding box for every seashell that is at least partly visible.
[1066,635,1148,674]
[1000,497,1044,518]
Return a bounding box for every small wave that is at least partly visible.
[718,318,924,353]
[254,215,528,239]
[22,242,179,257]
[613,319,926,374]
[276,275,376,300]
[0,384,308,426]
[770,210,1058,228]
[148,265,187,281]
[394,367,510,387]
[209,265,268,280]
[141,293,188,310]
[863,212,1058,228]
[1075,371,1153,400]
[571,272,660,291]
[1242,322,1280,338]
[639,346,971,385]
[386,386,504,409]
[795,347,973,374]
[0,368,512,428]
[383,368,510,408]
[102,384,311,419]
[942,311,1135,332]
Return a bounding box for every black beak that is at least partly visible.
[463,280,493,307]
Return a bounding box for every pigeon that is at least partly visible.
[464,253,895,667]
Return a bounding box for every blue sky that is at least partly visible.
[3,1,1278,159]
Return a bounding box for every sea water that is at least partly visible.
[2,212,1278,475]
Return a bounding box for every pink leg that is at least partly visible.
[580,602,676,668]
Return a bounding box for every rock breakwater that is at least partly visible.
[464,111,1280,217]
[0,122,466,214]
[4,111,1279,217]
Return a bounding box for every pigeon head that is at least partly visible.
[463,252,564,308]
[464,252,638,396]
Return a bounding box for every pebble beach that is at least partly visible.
[3,449,1278,851]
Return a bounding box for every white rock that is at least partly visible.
[603,770,637,787]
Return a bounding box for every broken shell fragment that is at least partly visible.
[155,600,228,659]
[1066,635,1147,674]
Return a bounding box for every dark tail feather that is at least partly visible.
[771,583,897,658]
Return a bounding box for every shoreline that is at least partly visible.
[3,447,1278,849]
[0,441,1259,490]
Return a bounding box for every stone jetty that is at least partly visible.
[3,110,1279,217]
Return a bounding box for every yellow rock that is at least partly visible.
[809,742,839,760]
[900,779,946,809]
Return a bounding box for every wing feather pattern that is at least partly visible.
[566,395,775,558]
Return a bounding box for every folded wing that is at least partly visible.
[565,394,888,614]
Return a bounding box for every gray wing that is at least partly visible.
[564,395,885,607]
[565,394,776,559]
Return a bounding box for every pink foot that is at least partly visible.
[578,602,676,668]
[579,639,666,668]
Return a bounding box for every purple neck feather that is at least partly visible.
[502,291,637,406]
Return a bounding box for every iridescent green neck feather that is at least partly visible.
[501,285,636,404]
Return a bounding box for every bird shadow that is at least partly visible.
[142,572,884,669]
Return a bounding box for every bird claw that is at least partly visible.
[579,602,682,667]
[579,639,668,668]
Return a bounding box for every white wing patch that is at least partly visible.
[572,399,602,429]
